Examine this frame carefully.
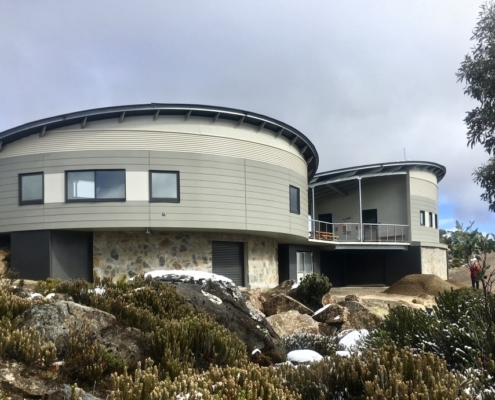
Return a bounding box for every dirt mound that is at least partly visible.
[384,274,462,297]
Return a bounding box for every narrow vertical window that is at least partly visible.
[290,185,300,214]
[149,171,180,202]
[434,214,438,229]
[429,212,433,227]
[420,210,425,226]
[19,172,44,205]
[296,251,313,283]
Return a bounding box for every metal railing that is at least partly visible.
[309,219,409,243]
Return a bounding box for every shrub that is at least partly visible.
[279,343,470,400]
[109,359,300,400]
[282,332,337,357]
[50,276,249,382]
[296,274,332,310]
[34,278,62,295]
[62,326,126,384]
[0,318,56,366]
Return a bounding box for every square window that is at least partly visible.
[420,210,425,226]
[290,185,300,214]
[149,171,180,202]
[19,172,43,205]
[66,170,125,202]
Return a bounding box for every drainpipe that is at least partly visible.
[311,186,315,237]
[358,177,363,242]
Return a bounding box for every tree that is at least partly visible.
[457,2,495,211]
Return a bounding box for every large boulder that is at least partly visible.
[322,292,337,306]
[342,300,382,330]
[20,301,146,368]
[266,310,320,337]
[240,287,266,316]
[313,303,348,325]
[155,275,286,365]
[264,280,297,299]
[264,294,313,317]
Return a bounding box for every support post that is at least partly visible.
[311,186,315,238]
[358,177,363,242]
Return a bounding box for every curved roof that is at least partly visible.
[310,161,446,188]
[0,103,319,179]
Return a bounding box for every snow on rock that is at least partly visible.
[29,293,43,299]
[201,290,222,304]
[336,350,351,358]
[287,349,323,363]
[251,348,261,355]
[291,282,299,290]
[313,304,332,317]
[339,329,369,350]
[144,269,233,284]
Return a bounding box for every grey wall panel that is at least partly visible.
[11,230,51,280]
[0,149,309,239]
[51,231,93,281]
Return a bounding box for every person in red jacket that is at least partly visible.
[470,258,482,289]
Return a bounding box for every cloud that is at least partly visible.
[0,0,494,231]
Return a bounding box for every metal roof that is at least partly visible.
[0,103,319,179]
[310,161,446,188]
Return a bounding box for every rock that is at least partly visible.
[345,294,361,303]
[322,292,337,306]
[264,294,313,317]
[342,301,383,330]
[266,310,320,337]
[45,292,74,302]
[169,278,286,365]
[0,261,8,276]
[242,288,265,315]
[0,249,9,261]
[313,304,348,325]
[318,322,338,336]
[264,280,296,299]
[0,360,53,397]
[20,301,146,368]
[412,298,424,305]
[44,384,102,400]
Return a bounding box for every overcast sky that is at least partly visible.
[1,1,494,233]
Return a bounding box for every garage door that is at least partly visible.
[212,241,245,286]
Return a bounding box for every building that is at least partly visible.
[0,104,447,287]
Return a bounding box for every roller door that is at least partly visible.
[212,241,245,286]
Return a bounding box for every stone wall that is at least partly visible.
[421,246,447,279]
[93,231,278,288]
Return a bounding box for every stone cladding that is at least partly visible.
[93,231,278,288]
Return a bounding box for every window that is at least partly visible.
[429,212,433,227]
[296,251,313,283]
[149,171,180,202]
[19,172,43,205]
[290,185,300,214]
[435,214,438,229]
[420,210,425,226]
[66,170,125,202]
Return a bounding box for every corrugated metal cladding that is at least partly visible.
[212,241,244,286]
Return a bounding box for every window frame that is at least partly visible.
[149,170,180,203]
[290,185,300,214]
[429,212,433,227]
[19,172,44,206]
[420,210,425,226]
[434,213,438,229]
[296,251,314,284]
[65,169,126,203]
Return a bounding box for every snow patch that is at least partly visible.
[29,293,43,299]
[251,348,261,355]
[144,269,233,283]
[336,350,351,357]
[291,282,299,290]
[339,329,369,350]
[287,349,323,363]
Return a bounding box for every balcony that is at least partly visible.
[309,219,409,243]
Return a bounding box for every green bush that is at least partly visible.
[50,276,249,383]
[296,274,332,310]
[279,343,470,400]
[282,333,337,357]
[109,359,300,400]
[368,288,495,370]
